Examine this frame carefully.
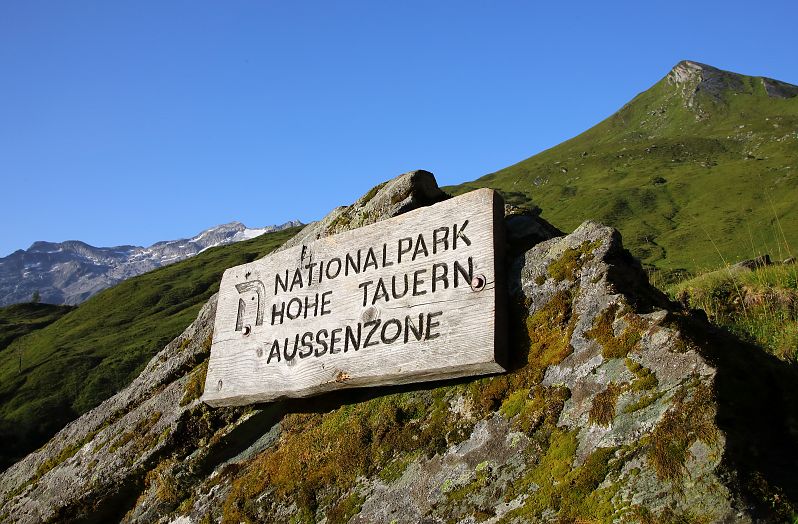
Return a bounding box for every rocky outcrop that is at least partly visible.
[762,77,798,99]
[667,60,798,111]
[732,254,772,271]
[2,171,797,523]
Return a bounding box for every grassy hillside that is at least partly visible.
[0,226,299,470]
[669,262,798,360]
[0,303,74,352]
[448,61,798,280]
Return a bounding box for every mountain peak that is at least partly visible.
[666,59,744,96]
[211,221,246,231]
[667,60,718,83]
[666,60,798,100]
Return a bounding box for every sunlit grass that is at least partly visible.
[669,263,798,360]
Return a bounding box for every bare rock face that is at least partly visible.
[667,60,798,113]
[504,203,563,257]
[762,77,798,99]
[2,171,798,523]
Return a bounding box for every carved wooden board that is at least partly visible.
[202,188,506,407]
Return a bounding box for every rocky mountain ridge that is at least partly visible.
[2,171,796,523]
[667,60,798,105]
[0,220,302,307]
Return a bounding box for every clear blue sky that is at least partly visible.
[1,1,796,256]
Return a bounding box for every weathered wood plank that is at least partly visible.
[202,188,506,407]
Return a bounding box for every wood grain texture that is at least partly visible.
[202,188,506,406]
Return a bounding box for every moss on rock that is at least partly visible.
[468,290,576,418]
[326,490,365,524]
[587,303,647,359]
[590,382,624,426]
[180,360,208,406]
[547,240,601,282]
[501,428,624,522]
[109,410,163,455]
[220,387,474,522]
[626,358,659,391]
[219,286,585,522]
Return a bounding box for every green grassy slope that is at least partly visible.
[0,227,299,470]
[0,303,74,352]
[448,61,798,279]
[668,262,798,360]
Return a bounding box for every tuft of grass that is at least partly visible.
[648,382,717,480]
[589,383,623,427]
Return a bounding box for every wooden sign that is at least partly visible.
[202,188,506,407]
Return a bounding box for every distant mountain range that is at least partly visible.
[0,220,302,306]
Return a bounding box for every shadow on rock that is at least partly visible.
[681,311,798,516]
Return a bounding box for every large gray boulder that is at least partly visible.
[1,171,797,523]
